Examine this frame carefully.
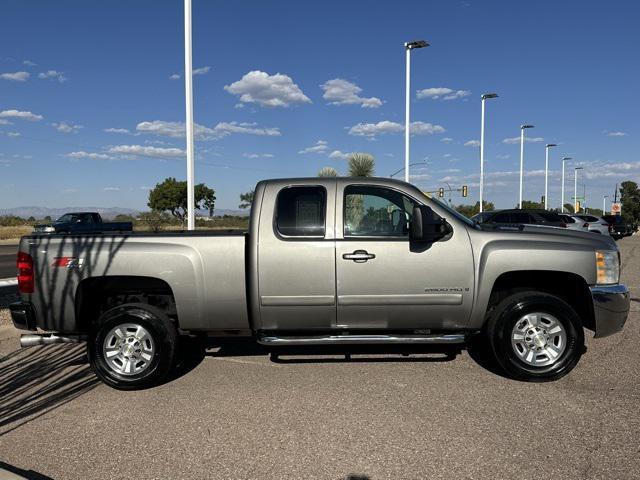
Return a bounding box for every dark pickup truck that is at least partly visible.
[33,212,133,234]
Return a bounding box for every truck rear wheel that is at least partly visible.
[485,292,584,382]
[88,303,177,390]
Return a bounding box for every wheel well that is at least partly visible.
[75,276,178,332]
[487,271,594,330]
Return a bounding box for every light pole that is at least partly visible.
[519,124,535,209]
[560,156,571,212]
[479,93,498,212]
[404,40,429,183]
[574,166,583,213]
[544,143,557,210]
[603,195,608,215]
[184,0,195,230]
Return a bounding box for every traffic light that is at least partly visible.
[438,187,444,198]
[462,185,468,197]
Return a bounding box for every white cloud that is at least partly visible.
[320,79,382,108]
[606,131,627,137]
[243,153,274,158]
[464,140,480,147]
[0,109,43,121]
[502,136,544,144]
[193,66,211,75]
[136,120,281,140]
[66,151,111,160]
[108,145,186,158]
[103,127,132,134]
[416,87,471,100]
[23,60,37,66]
[299,140,329,154]
[496,153,511,160]
[224,70,311,107]
[169,74,181,80]
[0,119,10,125]
[52,121,82,133]
[234,103,245,109]
[6,132,21,137]
[440,137,453,143]
[103,187,120,191]
[348,120,445,138]
[1,71,30,82]
[328,150,355,160]
[38,70,67,82]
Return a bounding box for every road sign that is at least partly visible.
[611,202,622,214]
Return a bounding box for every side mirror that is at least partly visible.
[410,205,448,243]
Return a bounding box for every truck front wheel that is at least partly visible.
[485,292,584,382]
[88,303,177,390]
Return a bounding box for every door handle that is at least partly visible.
[342,250,376,263]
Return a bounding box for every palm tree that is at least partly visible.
[317,166,338,177]
[348,153,375,177]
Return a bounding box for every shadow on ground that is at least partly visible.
[0,461,53,480]
[0,344,100,435]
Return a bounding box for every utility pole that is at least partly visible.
[184,0,196,230]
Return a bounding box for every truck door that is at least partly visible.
[335,183,474,330]
[257,181,337,330]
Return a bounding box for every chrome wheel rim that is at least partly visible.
[511,312,567,367]
[103,323,155,376]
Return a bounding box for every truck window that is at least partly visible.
[344,185,416,237]
[276,186,326,237]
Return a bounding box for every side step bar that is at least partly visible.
[20,334,85,348]
[257,333,466,346]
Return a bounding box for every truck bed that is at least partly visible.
[20,230,250,333]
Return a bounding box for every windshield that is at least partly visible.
[56,214,77,223]
[429,198,477,228]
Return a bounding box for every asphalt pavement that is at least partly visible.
[0,236,639,479]
[0,244,17,279]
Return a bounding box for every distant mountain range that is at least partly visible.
[0,206,249,220]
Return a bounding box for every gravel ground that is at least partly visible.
[0,236,639,480]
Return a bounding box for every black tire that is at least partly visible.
[485,291,584,382]
[88,303,177,390]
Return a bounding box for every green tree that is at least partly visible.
[619,181,640,223]
[520,200,543,209]
[563,203,575,214]
[348,153,375,177]
[147,177,216,223]
[454,201,495,218]
[318,167,338,177]
[239,190,255,209]
[138,210,170,233]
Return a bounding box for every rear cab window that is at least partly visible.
[275,186,326,237]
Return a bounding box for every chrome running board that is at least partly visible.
[257,333,466,346]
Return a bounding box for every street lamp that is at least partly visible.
[184,0,196,230]
[574,166,583,213]
[603,195,608,215]
[544,143,557,210]
[479,93,498,212]
[561,157,572,212]
[390,161,430,178]
[404,39,429,183]
[519,124,535,209]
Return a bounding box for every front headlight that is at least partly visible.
[596,250,619,285]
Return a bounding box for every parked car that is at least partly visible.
[11,177,629,389]
[471,209,566,228]
[559,214,586,232]
[33,212,133,234]
[574,215,612,236]
[602,215,633,240]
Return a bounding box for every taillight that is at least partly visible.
[17,252,34,294]
[583,223,589,228]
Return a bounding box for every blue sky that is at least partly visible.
[1,0,638,211]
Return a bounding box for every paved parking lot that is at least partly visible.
[0,236,639,480]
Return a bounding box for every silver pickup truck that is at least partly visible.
[10,177,630,389]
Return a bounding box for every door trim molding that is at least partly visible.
[338,294,462,306]
[261,295,336,307]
